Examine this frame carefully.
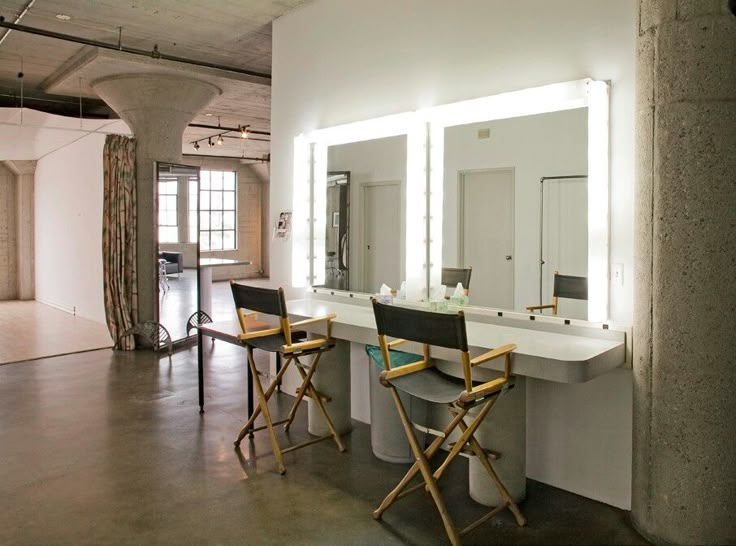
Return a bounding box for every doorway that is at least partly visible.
[458,168,515,308]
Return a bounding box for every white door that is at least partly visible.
[363,183,401,293]
[460,169,514,308]
[542,178,588,319]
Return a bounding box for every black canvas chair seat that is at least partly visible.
[370,299,526,545]
[246,330,310,353]
[230,282,346,475]
[390,368,466,404]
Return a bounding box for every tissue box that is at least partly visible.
[376,294,393,305]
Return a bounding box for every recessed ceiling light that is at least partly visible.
[55,14,71,20]
[204,113,213,117]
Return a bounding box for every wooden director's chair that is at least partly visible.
[526,271,588,316]
[230,282,346,474]
[370,299,526,545]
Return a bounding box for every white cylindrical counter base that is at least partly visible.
[469,376,526,505]
[307,338,352,436]
[369,361,427,463]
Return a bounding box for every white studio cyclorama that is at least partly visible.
[295,79,609,323]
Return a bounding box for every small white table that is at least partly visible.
[198,258,252,318]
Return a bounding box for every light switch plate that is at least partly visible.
[611,263,624,286]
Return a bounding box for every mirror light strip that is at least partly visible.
[427,122,444,294]
[405,121,429,300]
[291,135,310,287]
[312,143,328,286]
[586,80,610,322]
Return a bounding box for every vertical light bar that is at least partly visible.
[312,143,328,286]
[405,120,428,300]
[291,135,310,287]
[586,80,610,322]
[427,122,445,295]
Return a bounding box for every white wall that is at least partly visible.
[35,134,106,324]
[272,0,635,508]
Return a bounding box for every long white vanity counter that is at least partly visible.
[286,296,627,384]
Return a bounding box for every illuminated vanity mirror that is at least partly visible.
[315,135,408,293]
[156,162,200,342]
[297,79,609,321]
[441,108,588,319]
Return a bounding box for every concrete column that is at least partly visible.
[634,2,736,544]
[91,74,220,322]
[15,164,35,300]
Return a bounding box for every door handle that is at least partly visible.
[505,255,512,260]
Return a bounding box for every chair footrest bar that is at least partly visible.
[446,441,499,460]
[459,503,508,536]
[249,418,290,434]
[280,434,333,454]
[411,422,446,438]
[395,481,426,502]
[295,387,332,403]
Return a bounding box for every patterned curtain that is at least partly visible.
[102,134,138,350]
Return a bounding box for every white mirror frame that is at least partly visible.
[293,78,610,321]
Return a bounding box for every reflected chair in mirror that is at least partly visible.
[230,282,346,474]
[526,271,588,316]
[442,266,472,298]
[370,300,526,545]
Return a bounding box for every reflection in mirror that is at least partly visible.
[442,108,588,319]
[321,171,350,290]
[320,135,407,294]
[156,162,200,341]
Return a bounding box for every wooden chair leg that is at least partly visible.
[303,371,346,452]
[235,353,293,445]
[384,387,461,546]
[246,352,287,475]
[433,398,496,481]
[283,354,320,431]
[459,415,527,527]
[374,406,468,520]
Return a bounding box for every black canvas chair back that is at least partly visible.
[231,283,288,319]
[229,281,345,474]
[554,273,587,301]
[370,299,525,544]
[527,271,588,316]
[441,267,472,290]
[373,300,468,351]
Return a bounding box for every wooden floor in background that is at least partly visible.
[0,301,113,365]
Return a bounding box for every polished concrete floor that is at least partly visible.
[0,342,647,545]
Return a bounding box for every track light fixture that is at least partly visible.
[190,121,257,151]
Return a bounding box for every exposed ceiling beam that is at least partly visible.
[0,16,272,81]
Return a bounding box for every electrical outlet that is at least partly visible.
[611,263,624,286]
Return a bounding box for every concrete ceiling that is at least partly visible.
[0,0,310,159]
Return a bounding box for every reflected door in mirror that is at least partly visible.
[363,182,401,293]
[460,169,514,308]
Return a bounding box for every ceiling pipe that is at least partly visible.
[183,153,270,162]
[0,16,271,81]
[0,0,36,47]
[188,122,269,136]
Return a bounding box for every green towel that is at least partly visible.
[366,344,423,370]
